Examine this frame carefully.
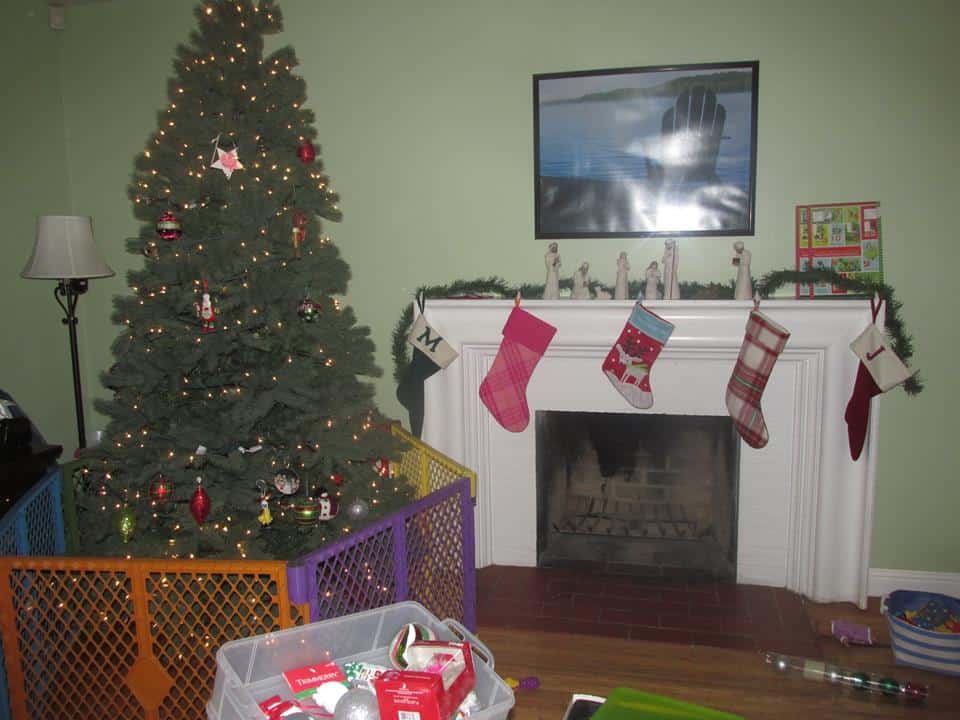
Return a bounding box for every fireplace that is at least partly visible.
[420,299,878,607]
[536,411,739,578]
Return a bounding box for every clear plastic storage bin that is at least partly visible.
[207,601,515,720]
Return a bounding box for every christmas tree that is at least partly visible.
[77,0,411,560]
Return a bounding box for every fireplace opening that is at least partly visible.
[535,411,740,579]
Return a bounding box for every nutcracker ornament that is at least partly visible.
[291,209,308,258]
[194,279,217,332]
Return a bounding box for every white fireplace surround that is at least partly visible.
[421,299,878,607]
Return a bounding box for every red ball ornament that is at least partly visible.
[296,140,316,164]
[189,478,211,524]
[149,473,173,505]
[330,472,343,486]
[156,210,182,241]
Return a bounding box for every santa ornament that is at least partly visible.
[291,209,308,258]
[844,295,911,460]
[194,279,217,332]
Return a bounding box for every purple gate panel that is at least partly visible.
[287,477,476,630]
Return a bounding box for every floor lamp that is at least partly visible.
[21,215,114,451]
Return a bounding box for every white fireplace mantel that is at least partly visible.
[421,299,878,607]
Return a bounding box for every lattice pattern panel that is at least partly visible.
[0,520,16,556]
[147,571,285,720]
[405,493,465,622]
[391,424,475,499]
[8,568,142,720]
[22,489,59,557]
[425,458,463,496]
[314,526,397,620]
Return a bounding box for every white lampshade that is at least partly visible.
[21,215,115,280]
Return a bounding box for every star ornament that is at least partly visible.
[211,147,243,178]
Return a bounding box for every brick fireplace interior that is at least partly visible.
[536,411,739,578]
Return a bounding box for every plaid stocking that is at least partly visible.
[726,309,790,449]
[479,306,556,432]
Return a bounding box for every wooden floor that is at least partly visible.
[474,567,960,719]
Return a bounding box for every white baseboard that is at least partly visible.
[868,568,960,599]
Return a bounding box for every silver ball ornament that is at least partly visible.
[334,687,379,720]
[346,498,369,520]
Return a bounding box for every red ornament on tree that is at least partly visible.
[149,473,173,505]
[296,140,316,164]
[189,477,211,524]
[330,472,344,487]
[156,210,182,241]
[373,457,392,478]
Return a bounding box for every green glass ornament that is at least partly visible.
[118,505,136,543]
[292,497,319,527]
[878,677,900,696]
[849,671,870,690]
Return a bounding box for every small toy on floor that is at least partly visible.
[503,676,540,690]
[830,619,873,646]
[763,651,928,701]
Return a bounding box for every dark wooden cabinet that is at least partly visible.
[0,443,62,517]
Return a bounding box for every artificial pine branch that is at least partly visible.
[393,270,922,396]
[757,268,922,394]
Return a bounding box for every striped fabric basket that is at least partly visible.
[885,590,960,676]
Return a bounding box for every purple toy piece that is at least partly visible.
[518,677,540,690]
[831,619,873,646]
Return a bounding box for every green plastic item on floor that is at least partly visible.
[590,687,744,720]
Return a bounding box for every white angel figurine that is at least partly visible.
[662,239,680,299]
[614,252,630,300]
[733,240,753,300]
[644,261,661,300]
[543,242,561,300]
[572,261,591,299]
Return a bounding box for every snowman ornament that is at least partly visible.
[316,487,340,521]
[194,279,217,332]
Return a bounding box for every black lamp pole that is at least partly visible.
[54,278,89,450]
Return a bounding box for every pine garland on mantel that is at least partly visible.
[391,268,922,395]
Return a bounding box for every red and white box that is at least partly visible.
[375,641,476,720]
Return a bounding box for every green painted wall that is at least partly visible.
[3,0,956,572]
[0,1,74,452]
